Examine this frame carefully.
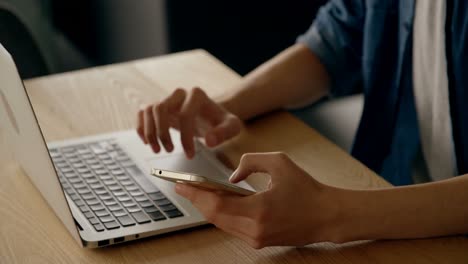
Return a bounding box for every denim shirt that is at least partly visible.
[297,0,468,185]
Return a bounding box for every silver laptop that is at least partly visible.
[0,44,253,248]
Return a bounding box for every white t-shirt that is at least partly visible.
[412,0,458,182]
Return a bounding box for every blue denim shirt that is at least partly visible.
[297,0,468,185]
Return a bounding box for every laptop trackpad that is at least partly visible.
[146,153,228,181]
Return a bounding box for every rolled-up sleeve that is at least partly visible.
[297,0,365,97]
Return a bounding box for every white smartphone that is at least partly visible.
[151,168,255,196]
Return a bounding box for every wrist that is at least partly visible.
[217,82,256,121]
[319,187,368,243]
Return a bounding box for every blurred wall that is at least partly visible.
[52,0,168,65]
[53,1,327,74]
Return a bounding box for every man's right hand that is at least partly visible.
[137,87,242,159]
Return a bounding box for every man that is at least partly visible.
[137,0,468,248]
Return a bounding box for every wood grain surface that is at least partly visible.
[0,50,467,263]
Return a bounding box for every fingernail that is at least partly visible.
[165,143,174,152]
[206,133,217,146]
[229,169,238,182]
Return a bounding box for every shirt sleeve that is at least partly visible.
[297,0,365,97]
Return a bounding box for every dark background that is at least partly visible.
[51,1,327,75]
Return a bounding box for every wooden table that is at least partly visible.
[1,50,467,263]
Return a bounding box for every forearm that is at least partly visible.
[334,175,468,242]
[219,43,330,121]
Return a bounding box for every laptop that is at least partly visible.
[0,44,254,248]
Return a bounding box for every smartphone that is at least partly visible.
[151,168,255,196]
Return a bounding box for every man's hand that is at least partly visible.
[137,87,242,158]
[175,152,342,249]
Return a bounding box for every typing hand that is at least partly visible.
[175,152,341,248]
[137,87,242,159]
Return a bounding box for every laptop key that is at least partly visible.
[102,198,118,206]
[81,172,94,179]
[99,215,115,223]
[95,170,109,176]
[85,178,99,184]
[115,175,129,181]
[77,168,91,174]
[90,164,104,170]
[89,217,99,225]
[85,159,99,165]
[61,147,76,153]
[139,200,153,208]
[72,182,86,189]
[124,185,139,191]
[60,167,73,173]
[90,204,105,211]
[99,193,112,200]
[165,209,183,218]
[131,211,151,224]
[68,157,80,164]
[103,179,117,186]
[107,203,122,210]
[120,180,134,186]
[99,154,111,160]
[103,160,116,166]
[108,185,122,192]
[107,164,120,170]
[86,198,100,206]
[72,162,86,168]
[84,211,94,219]
[69,194,80,201]
[113,190,127,197]
[154,198,171,206]
[103,221,120,230]
[116,215,136,227]
[64,172,77,178]
[76,187,91,195]
[95,209,110,217]
[75,200,85,206]
[148,211,166,221]
[143,206,159,213]
[134,195,149,202]
[94,187,107,195]
[117,196,132,202]
[129,190,144,197]
[148,192,165,201]
[112,209,128,217]
[111,168,125,176]
[160,204,177,212]
[89,182,104,189]
[79,205,89,212]
[93,223,105,232]
[126,205,141,213]
[122,201,136,207]
[81,193,95,200]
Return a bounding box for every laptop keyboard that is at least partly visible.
[49,139,183,232]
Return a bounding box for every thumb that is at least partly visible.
[205,115,242,147]
[229,152,283,183]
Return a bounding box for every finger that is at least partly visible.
[136,109,146,144]
[205,115,242,147]
[178,89,204,158]
[166,88,186,114]
[154,103,173,152]
[175,183,257,217]
[229,152,289,183]
[143,106,160,153]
